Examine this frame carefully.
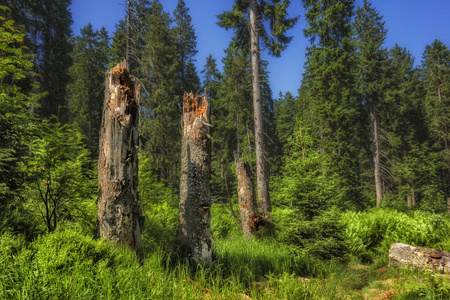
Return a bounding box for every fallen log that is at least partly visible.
[389,243,450,274]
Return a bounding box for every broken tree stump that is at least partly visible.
[234,153,257,238]
[389,243,450,274]
[178,90,212,263]
[97,62,143,260]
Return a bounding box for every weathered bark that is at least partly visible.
[249,0,271,216]
[389,243,450,274]
[178,90,212,263]
[234,153,257,238]
[97,63,143,260]
[369,99,383,207]
[447,197,450,213]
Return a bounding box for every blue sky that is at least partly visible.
[71,0,450,98]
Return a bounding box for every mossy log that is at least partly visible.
[97,62,143,260]
[178,90,212,263]
[389,243,450,274]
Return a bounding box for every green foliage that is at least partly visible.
[301,0,363,209]
[21,121,96,234]
[139,154,178,252]
[217,0,298,57]
[0,9,41,235]
[343,209,450,261]
[67,23,109,158]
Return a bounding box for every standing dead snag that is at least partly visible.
[234,153,257,238]
[178,90,212,263]
[98,62,143,260]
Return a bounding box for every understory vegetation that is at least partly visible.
[1,209,450,299]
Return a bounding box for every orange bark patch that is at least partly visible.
[183,90,208,123]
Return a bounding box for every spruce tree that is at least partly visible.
[67,24,110,159]
[354,0,388,207]
[173,0,200,94]
[421,39,450,203]
[302,0,363,209]
[218,0,298,216]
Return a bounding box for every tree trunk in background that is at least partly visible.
[126,0,130,69]
[98,63,143,260]
[389,243,450,274]
[249,0,271,216]
[235,153,257,238]
[447,197,450,213]
[369,99,383,207]
[178,91,212,263]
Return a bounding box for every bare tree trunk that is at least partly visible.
[447,197,450,214]
[126,0,130,69]
[97,63,143,260]
[249,0,271,216]
[389,243,450,274]
[234,153,257,238]
[369,99,383,207]
[178,91,212,263]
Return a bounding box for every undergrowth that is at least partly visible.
[1,209,450,299]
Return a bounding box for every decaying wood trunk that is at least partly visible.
[234,153,257,238]
[389,243,450,274]
[178,90,212,263]
[97,62,143,260]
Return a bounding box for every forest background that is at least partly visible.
[1,0,450,298]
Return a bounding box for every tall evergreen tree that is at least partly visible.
[421,39,450,203]
[218,0,298,216]
[3,0,73,121]
[173,0,200,94]
[302,0,363,209]
[201,54,221,100]
[67,24,110,158]
[354,0,388,207]
[140,0,180,187]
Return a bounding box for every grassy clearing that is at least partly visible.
[1,209,450,299]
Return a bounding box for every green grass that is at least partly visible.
[1,209,450,299]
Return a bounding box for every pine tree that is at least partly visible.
[67,24,110,159]
[354,0,388,207]
[302,0,363,209]
[201,54,221,100]
[218,0,298,216]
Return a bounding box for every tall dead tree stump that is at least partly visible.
[178,90,212,263]
[97,63,143,259]
[234,153,257,238]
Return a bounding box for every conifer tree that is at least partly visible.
[173,0,200,94]
[354,0,388,207]
[67,24,110,158]
[218,0,298,216]
[302,0,363,209]
[140,0,180,187]
[421,39,450,203]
